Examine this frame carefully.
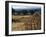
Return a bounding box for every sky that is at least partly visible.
[12,5,41,10]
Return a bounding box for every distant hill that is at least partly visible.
[12,8,41,15]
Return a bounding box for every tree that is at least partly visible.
[12,8,16,15]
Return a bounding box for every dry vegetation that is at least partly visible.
[12,12,41,31]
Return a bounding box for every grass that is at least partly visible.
[12,12,41,31]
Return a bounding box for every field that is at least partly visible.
[12,12,41,31]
